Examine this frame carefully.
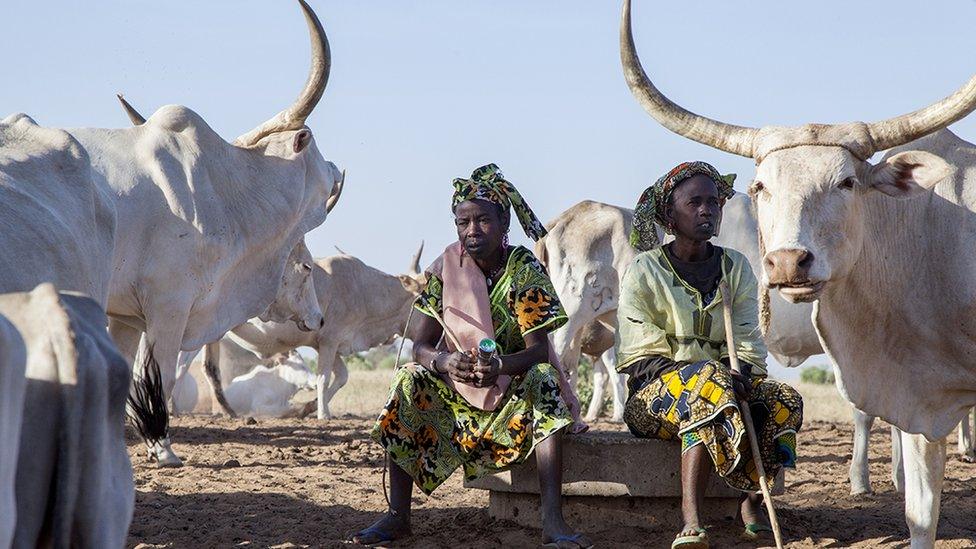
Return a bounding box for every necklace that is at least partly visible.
[485,262,504,287]
[484,248,508,287]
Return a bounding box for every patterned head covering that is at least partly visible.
[451,163,547,242]
[629,161,736,251]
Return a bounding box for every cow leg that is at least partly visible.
[849,408,874,496]
[957,408,975,463]
[139,314,188,468]
[108,318,141,365]
[891,425,905,493]
[201,342,236,418]
[584,354,607,422]
[551,319,585,389]
[315,342,339,419]
[320,353,348,419]
[602,349,626,422]
[901,432,946,549]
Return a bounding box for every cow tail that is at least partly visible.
[45,290,83,549]
[126,345,169,447]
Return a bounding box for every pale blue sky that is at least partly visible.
[4,1,976,376]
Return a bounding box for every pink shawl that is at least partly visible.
[435,243,585,429]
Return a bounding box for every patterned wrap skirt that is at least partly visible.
[371,363,573,495]
[623,360,803,492]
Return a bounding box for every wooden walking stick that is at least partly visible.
[718,281,784,549]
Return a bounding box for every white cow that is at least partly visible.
[0,284,133,548]
[621,1,976,544]
[61,0,342,466]
[223,352,317,418]
[224,245,427,419]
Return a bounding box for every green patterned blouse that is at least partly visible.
[415,245,567,354]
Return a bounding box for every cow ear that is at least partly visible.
[868,150,950,198]
[293,129,313,154]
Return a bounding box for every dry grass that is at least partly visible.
[329,369,394,417]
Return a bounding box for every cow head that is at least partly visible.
[620,0,974,303]
[232,0,343,234]
[259,240,324,332]
[397,241,428,295]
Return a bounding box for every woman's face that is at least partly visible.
[455,199,508,261]
[664,174,723,243]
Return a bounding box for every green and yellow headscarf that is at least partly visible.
[452,163,547,242]
[630,161,736,251]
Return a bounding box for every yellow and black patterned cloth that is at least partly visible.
[371,245,571,494]
[624,360,802,491]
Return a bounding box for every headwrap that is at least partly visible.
[452,163,547,242]
[629,161,736,251]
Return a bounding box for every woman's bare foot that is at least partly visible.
[352,511,411,546]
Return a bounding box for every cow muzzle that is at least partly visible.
[764,248,825,303]
[297,313,325,332]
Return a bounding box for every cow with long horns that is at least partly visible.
[64,0,343,466]
[620,1,976,546]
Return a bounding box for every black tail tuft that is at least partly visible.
[126,345,169,444]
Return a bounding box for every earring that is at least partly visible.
[502,232,510,249]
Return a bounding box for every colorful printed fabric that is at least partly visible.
[451,163,548,242]
[623,360,803,492]
[415,245,567,355]
[371,363,573,494]
[630,161,737,251]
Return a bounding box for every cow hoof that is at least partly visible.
[148,439,184,468]
[960,454,976,464]
[849,486,872,497]
[583,414,599,423]
[610,414,624,423]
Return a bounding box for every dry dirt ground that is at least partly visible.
[127,376,976,548]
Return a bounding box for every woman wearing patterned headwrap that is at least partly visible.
[616,161,803,548]
[354,164,591,548]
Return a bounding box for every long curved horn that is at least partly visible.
[235,0,331,147]
[409,241,424,275]
[867,75,976,152]
[325,169,344,213]
[116,93,146,125]
[620,0,757,158]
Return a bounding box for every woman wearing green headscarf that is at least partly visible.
[617,161,803,548]
[354,164,591,548]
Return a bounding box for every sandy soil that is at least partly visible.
[127,378,976,548]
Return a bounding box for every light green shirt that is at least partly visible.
[615,246,767,375]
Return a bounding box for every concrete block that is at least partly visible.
[466,430,784,497]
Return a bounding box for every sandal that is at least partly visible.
[672,527,708,549]
[541,533,594,548]
[352,524,408,547]
[740,523,773,541]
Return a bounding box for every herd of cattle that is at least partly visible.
[0,0,974,547]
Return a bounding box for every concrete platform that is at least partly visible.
[464,430,784,530]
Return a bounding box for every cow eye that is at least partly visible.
[839,176,856,190]
[748,180,766,196]
[301,263,313,272]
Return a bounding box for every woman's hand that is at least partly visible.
[472,355,502,388]
[730,370,752,400]
[441,351,478,385]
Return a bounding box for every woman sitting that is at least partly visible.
[354,164,591,548]
[616,161,803,548]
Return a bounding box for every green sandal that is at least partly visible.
[741,523,773,541]
[672,527,708,549]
